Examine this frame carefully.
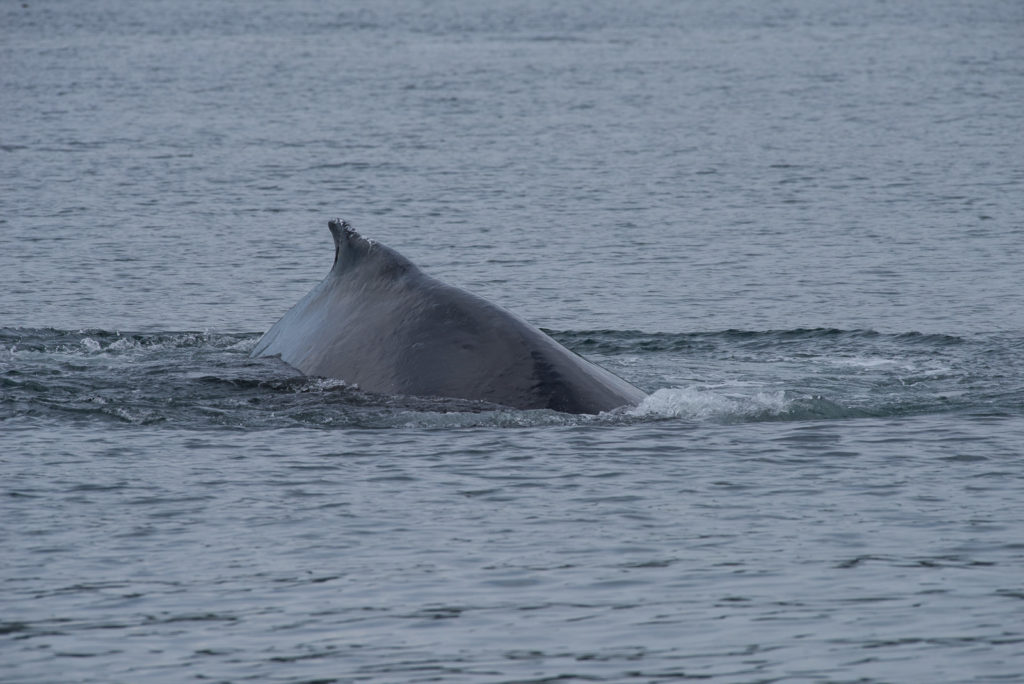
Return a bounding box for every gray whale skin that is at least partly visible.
[251,220,647,414]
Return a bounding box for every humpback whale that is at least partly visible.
[251,220,646,414]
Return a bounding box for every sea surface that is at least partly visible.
[2,1,1023,682]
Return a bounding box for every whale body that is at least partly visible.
[251,220,646,414]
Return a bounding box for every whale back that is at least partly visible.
[251,220,646,414]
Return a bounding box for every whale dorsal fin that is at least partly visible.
[327,218,417,278]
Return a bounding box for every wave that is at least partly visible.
[0,327,254,354]
[546,328,968,355]
[1,327,1021,429]
[0,326,980,354]
[629,387,860,422]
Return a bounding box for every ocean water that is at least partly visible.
[2,1,1023,682]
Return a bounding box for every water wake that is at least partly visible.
[1,327,1021,429]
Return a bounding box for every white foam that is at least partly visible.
[296,377,352,392]
[229,337,258,352]
[629,386,790,421]
[106,337,140,352]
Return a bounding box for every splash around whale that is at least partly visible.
[251,220,647,414]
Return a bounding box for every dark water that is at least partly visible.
[3,1,1024,682]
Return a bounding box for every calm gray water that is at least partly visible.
[2,1,1023,682]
